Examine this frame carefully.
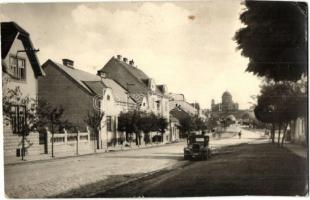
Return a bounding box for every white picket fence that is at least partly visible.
[45,127,96,157]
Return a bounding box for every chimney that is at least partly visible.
[97,71,106,79]
[123,57,128,63]
[117,55,122,60]
[129,59,135,65]
[62,59,74,68]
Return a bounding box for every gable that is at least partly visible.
[98,57,149,94]
[1,22,44,77]
[42,59,100,96]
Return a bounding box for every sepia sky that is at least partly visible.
[0,1,262,109]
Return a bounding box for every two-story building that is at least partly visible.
[2,22,45,160]
[39,59,136,150]
[97,55,170,142]
[168,92,198,116]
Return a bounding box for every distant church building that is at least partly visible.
[211,91,239,112]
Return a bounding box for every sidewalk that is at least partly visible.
[284,142,308,159]
[4,141,176,166]
[5,142,185,198]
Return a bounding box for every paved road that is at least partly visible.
[5,128,267,198]
[98,142,308,197]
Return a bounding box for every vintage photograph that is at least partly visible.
[1,0,308,198]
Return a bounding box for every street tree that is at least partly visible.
[192,116,207,132]
[85,110,104,150]
[254,81,306,146]
[3,86,69,158]
[178,116,193,138]
[156,116,168,142]
[118,111,136,143]
[234,1,307,82]
[137,112,157,144]
[118,110,143,145]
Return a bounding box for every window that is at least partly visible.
[107,95,110,101]
[10,56,26,80]
[106,116,112,131]
[156,101,160,111]
[10,105,26,134]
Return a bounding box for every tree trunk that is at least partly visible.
[135,133,139,146]
[271,123,275,144]
[138,133,142,146]
[96,131,100,149]
[277,123,282,146]
[281,122,289,147]
[125,132,128,142]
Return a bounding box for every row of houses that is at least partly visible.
[2,22,204,161]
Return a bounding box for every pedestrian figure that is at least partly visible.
[238,131,242,139]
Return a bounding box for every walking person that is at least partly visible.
[238,131,242,139]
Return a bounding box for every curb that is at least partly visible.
[5,141,184,167]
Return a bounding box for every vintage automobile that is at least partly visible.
[184,134,212,160]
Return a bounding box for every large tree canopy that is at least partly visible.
[234,1,307,81]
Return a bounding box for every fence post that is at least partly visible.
[64,128,68,145]
[45,127,51,155]
[86,126,90,144]
[76,130,79,156]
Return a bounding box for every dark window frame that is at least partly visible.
[9,55,26,81]
[106,116,112,132]
[10,105,27,134]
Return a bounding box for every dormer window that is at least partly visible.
[148,79,156,92]
[10,56,26,80]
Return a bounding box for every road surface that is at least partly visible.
[5,128,267,198]
[98,142,307,197]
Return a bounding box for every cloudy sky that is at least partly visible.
[0,1,262,109]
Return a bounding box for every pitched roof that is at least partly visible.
[168,93,185,101]
[129,93,145,105]
[43,59,101,95]
[83,81,105,96]
[170,107,191,121]
[170,100,197,115]
[170,115,180,124]
[100,78,135,104]
[98,57,165,96]
[1,22,44,77]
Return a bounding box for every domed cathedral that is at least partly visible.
[211,91,239,112]
[221,91,239,112]
[211,91,253,124]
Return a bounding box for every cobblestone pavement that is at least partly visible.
[4,128,267,198]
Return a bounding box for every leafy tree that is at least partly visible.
[234,1,307,82]
[118,111,136,143]
[118,110,143,145]
[254,81,306,146]
[2,86,70,158]
[137,112,157,144]
[192,116,207,132]
[156,116,168,142]
[178,116,193,138]
[85,110,104,150]
[206,117,218,131]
